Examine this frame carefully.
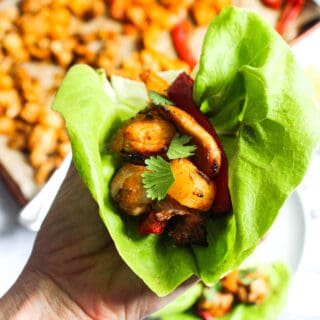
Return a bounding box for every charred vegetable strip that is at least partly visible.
[261,0,282,9]
[167,72,231,214]
[157,104,222,176]
[171,20,198,70]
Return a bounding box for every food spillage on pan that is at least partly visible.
[110,72,232,246]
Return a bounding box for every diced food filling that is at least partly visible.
[110,72,231,246]
[197,267,269,319]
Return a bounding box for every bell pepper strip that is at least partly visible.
[138,211,168,235]
[171,20,198,70]
[261,0,282,9]
[276,0,305,35]
[167,72,231,215]
[197,310,213,320]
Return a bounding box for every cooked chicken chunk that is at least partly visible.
[221,268,269,304]
[220,269,239,294]
[168,158,215,211]
[111,108,176,162]
[236,271,268,304]
[110,163,153,216]
[198,290,234,318]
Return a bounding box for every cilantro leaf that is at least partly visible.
[149,90,174,106]
[142,156,175,200]
[167,134,197,160]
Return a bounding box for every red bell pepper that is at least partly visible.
[171,20,198,70]
[138,212,167,235]
[261,0,282,9]
[197,310,213,320]
[276,0,305,35]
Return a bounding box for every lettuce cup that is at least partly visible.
[52,7,320,296]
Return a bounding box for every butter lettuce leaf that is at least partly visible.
[52,7,320,296]
[52,65,197,296]
[193,6,320,284]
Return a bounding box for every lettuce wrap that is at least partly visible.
[156,261,290,320]
[52,6,320,296]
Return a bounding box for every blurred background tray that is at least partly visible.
[1,0,320,207]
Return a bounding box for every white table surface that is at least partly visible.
[0,178,36,297]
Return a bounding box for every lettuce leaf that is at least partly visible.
[193,6,320,284]
[159,261,290,320]
[52,7,320,296]
[150,283,203,318]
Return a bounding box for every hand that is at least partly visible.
[0,162,196,320]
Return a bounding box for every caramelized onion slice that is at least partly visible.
[157,104,222,176]
[167,72,231,214]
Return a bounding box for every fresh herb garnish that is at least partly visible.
[142,134,197,200]
[148,90,174,106]
[167,133,197,160]
[142,156,175,200]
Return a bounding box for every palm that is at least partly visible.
[28,164,194,319]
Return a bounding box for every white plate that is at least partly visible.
[255,191,307,276]
[254,191,308,319]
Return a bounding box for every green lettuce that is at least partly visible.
[158,261,290,320]
[52,6,320,296]
[150,283,203,318]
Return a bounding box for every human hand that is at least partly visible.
[0,162,196,320]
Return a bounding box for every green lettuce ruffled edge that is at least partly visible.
[52,6,320,296]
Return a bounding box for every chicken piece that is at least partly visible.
[168,158,215,211]
[110,163,153,216]
[111,108,176,162]
[236,270,268,304]
[157,104,222,176]
[167,212,207,246]
[220,269,239,294]
[197,289,234,318]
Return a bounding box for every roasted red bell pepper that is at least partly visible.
[138,212,167,235]
[276,0,305,35]
[261,0,282,9]
[197,310,213,320]
[171,20,198,70]
[167,72,231,215]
